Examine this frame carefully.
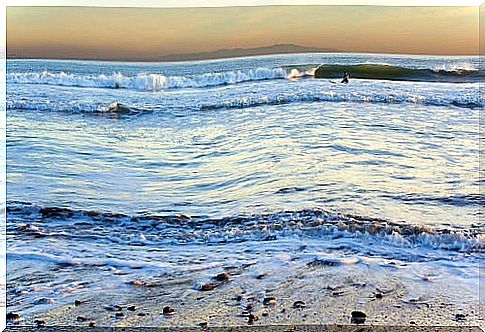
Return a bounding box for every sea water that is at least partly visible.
[5,53,483,321]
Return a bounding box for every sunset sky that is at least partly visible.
[6,5,479,60]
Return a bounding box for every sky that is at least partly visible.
[6,4,480,60]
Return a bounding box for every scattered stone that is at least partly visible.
[127,305,137,311]
[76,316,91,322]
[6,312,21,321]
[129,280,144,286]
[199,282,218,291]
[234,295,243,301]
[137,312,147,317]
[34,320,46,326]
[350,311,366,324]
[293,300,306,309]
[255,273,267,280]
[375,293,383,299]
[263,297,277,305]
[129,280,160,287]
[104,305,123,312]
[246,304,254,311]
[198,322,208,328]
[454,313,466,321]
[115,312,125,318]
[215,272,230,281]
[89,322,96,327]
[410,321,416,325]
[162,306,175,315]
[281,308,286,313]
[241,311,250,317]
[262,312,269,317]
[248,313,259,324]
[74,300,82,306]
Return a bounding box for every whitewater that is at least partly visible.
[6,53,484,327]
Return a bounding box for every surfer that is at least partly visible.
[341,72,350,83]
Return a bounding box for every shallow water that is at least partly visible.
[6,53,483,322]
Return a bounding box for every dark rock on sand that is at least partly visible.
[262,312,269,317]
[6,312,21,321]
[137,312,147,317]
[263,297,277,305]
[127,305,137,311]
[375,293,383,299]
[129,280,160,287]
[215,272,230,281]
[162,306,175,315]
[350,311,366,324]
[34,320,46,326]
[293,300,306,309]
[115,312,125,318]
[248,314,259,324]
[74,300,82,306]
[199,282,219,291]
[454,313,466,321]
[198,322,208,328]
[76,316,92,322]
[256,273,267,280]
[104,304,123,312]
[89,322,96,327]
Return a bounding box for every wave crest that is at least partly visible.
[8,203,484,253]
[7,67,289,91]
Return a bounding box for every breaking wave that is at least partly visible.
[7,68,292,91]
[314,64,482,83]
[7,203,484,253]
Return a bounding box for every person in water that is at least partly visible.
[341,72,350,83]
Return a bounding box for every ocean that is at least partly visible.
[5,53,484,326]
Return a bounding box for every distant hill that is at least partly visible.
[157,44,339,62]
[6,44,340,62]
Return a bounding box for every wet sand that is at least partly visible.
[8,259,483,330]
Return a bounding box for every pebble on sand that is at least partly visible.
[127,305,137,311]
[454,313,466,321]
[34,320,46,326]
[263,297,277,305]
[6,313,21,321]
[350,311,366,324]
[104,305,123,312]
[128,280,160,287]
[74,300,82,306]
[215,272,230,281]
[248,314,259,324]
[162,306,176,315]
[293,300,306,309]
[199,282,219,291]
[76,316,92,322]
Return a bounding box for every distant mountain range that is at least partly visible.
[157,44,339,62]
[7,44,339,62]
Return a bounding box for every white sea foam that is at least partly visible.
[7,68,289,91]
